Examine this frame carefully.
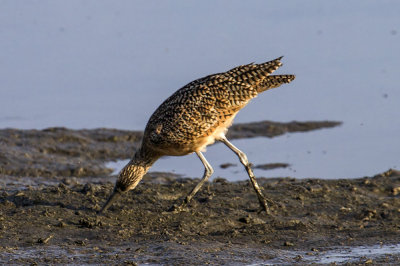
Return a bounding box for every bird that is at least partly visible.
[99,56,295,214]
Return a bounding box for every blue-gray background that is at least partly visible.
[1,1,399,179]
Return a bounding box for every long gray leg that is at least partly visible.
[183,151,214,204]
[219,136,270,214]
[171,151,214,211]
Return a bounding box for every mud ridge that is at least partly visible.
[0,120,340,177]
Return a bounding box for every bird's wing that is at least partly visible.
[145,73,254,146]
[145,57,295,147]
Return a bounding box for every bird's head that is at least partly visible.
[115,162,148,192]
[98,160,150,214]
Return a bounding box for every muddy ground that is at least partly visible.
[1,120,400,264]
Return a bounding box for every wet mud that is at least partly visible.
[1,169,400,264]
[2,120,400,264]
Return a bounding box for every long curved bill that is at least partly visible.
[98,189,121,214]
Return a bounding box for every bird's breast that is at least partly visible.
[144,112,237,156]
[193,112,238,152]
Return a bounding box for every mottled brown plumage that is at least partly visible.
[99,57,295,214]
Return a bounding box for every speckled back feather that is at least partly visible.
[143,57,295,155]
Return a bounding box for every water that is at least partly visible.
[107,123,398,180]
[305,243,400,264]
[1,1,399,179]
[1,243,399,264]
[259,243,400,265]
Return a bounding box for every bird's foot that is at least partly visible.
[257,204,270,215]
[257,203,270,215]
[257,197,276,215]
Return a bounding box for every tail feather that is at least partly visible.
[256,74,295,93]
[225,57,284,85]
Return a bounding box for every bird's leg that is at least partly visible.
[184,151,214,204]
[219,136,270,214]
[171,151,214,212]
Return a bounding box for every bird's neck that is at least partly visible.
[131,146,160,169]
[117,147,160,192]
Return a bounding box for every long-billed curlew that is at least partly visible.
[99,57,295,214]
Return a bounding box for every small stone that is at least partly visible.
[56,221,66,228]
[238,216,251,224]
[37,235,53,244]
[284,241,294,246]
[308,185,323,193]
[213,178,228,184]
[75,240,86,246]
[238,215,264,225]
[392,186,400,196]
[340,206,352,212]
[219,163,236,169]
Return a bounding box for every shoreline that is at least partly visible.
[1,121,400,264]
[0,120,340,178]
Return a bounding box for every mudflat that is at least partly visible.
[1,120,399,264]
